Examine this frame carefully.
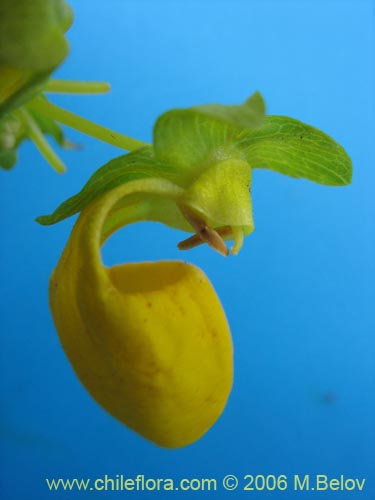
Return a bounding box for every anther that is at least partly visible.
[178,205,230,257]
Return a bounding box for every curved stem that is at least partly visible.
[45,80,111,94]
[16,108,66,173]
[28,97,150,152]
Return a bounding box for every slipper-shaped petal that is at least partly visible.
[50,182,233,448]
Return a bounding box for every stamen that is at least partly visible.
[178,227,232,251]
[201,227,229,257]
[178,205,229,257]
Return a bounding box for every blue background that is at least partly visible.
[1,0,374,498]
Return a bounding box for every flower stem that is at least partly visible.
[45,80,111,94]
[17,108,66,173]
[28,97,150,152]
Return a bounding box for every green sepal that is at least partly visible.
[237,115,352,186]
[153,92,351,186]
[192,91,265,129]
[153,91,265,182]
[37,93,352,233]
[36,147,182,225]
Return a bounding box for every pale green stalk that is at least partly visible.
[45,80,111,94]
[17,108,66,173]
[28,97,150,152]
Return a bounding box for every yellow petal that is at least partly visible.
[50,183,233,448]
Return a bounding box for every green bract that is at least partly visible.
[37,92,352,255]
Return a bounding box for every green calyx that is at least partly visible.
[36,91,352,256]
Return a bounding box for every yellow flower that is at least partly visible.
[41,86,352,449]
[50,180,234,448]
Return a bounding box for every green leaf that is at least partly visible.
[153,91,265,181]
[36,147,181,225]
[235,115,352,185]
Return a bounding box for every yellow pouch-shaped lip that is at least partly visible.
[50,180,233,448]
